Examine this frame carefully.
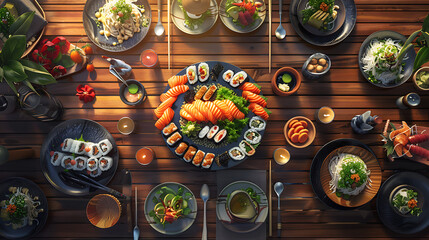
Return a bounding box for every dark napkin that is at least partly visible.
[0,0,47,40]
[216,170,267,240]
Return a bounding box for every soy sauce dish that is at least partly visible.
[271,67,302,96]
[119,80,146,105]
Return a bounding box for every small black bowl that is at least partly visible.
[119,79,147,106]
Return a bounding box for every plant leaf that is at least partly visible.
[4,79,18,96]
[56,55,75,69]
[413,46,429,71]
[23,79,39,95]
[422,13,429,33]
[0,67,3,82]
[1,35,26,62]
[4,60,27,82]
[20,59,57,85]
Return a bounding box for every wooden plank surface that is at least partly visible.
[1,0,429,239]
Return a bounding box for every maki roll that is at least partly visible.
[198,62,209,82]
[50,151,64,166]
[215,151,230,167]
[211,62,224,79]
[89,168,102,178]
[175,142,188,156]
[167,132,182,146]
[187,65,197,84]
[61,138,74,152]
[183,146,197,162]
[244,129,261,144]
[199,126,210,139]
[61,155,75,170]
[207,125,219,139]
[239,140,255,156]
[86,143,103,158]
[194,85,208,100]
[214,129,227,143]
[192,150,205,166]
[249,116,266,131]
[223,70,234,82]
[87,157,98,171]
[72,140,87,155]
[229,147,245,161]
[74,156,88,171]
[163,122,178,136]
[99,156,113,171]
[202,153,215,169]
[230,71,247,87]
[202,85,217,101]
[99,139,113,156]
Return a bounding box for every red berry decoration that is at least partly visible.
[41,41,60,60]
[52,36,71,54]
[76,84,96,103]
[50,65,67,78]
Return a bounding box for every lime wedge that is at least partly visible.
[128,84,139,94]
[282,74,292,83]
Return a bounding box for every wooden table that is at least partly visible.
[1,0,429,239]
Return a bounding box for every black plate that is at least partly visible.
[0,177,48,240]
[377,172,429,234]
[358,30,416,88]
[162,61,266,170]
[290,0,356,46]
[40,119,119,196]
[310,138,375,210]
[83,0,152,52]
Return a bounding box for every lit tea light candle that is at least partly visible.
[273,148,290,165]
[117,117,135,135]
[315,106,335,124]
[140,49,158,68]
[135,147,155,166]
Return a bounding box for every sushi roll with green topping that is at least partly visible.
[229,147,245,161]
[192,150,205,166]
[187,65,198,84]
[249,116,266,131]
[99,156,113,171]
[87,157,98,171]
[183,146,197,162]
[239,140,255,156]
[98,139,113,156]
[223,70,234,82]
[244,129,261,144]
[61,155,75,170]
[199,126,210,139]
[198,62,209,82]
[61,138,74,152]
[50,151,64,166]
[202,153,215,169]
[74,156,88,171]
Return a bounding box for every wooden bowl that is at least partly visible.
[86,194,122,228]
[412,67,429,91]
[271,67,302,96]
[283,116,316,148]
[320,146,382,208]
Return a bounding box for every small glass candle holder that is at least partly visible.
[315,106,335,124]
[273,148,290,165]
[140,49,159,68]
[396,92,421,109]
[117,117,135,135]
[135,147,155,166]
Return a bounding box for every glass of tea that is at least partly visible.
[117,117,135,135]
[273,148,290,165]
[140,49,158,68]
[315,106,335,124]
[136,147,155,166]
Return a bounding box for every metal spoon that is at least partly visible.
[110,67,128,87]
[275,0,286,39]
[154,0,165,36]
[200,184,210,240]
[274,182,284,237]
[133,187,140,240]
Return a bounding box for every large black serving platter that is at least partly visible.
[162,61,266,170]
[0,177,48,240]
[40,119,119,196]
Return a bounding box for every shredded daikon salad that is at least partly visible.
[361,38,407,86]
[95,0,147,45]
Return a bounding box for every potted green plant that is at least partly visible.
[0,35,56,95]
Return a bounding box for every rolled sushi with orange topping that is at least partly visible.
[230,71,247,87]
[202,153,215,169]
[61,155,76,170]
[99,156,113,171]
[87,157,98,171]
[183,146,197,162]
[187,65,197,84]
[175,142,188,156]
[167,132,182,146]
[50,151,64,166]
[192,150,205,166]
[223,70,234,82]
[74,156,88,171]
[162,122,178,136]
[198,62,209,82]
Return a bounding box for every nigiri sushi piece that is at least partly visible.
[61,155,76,170]
[74,156,88,171]
[186,66,198,84]
[239,140,255,156]
[192,150,205,166]
[214,129,227,143]
[202,153,215,169]
[175,142,188,156]
[194,85,208,101]
[183,146,197,162]
[50,151,64,166]
[248,103,270,120]
[155,107,175,130]
[162,122,178,136]
[223,70,234,82]
[198,62,209,82]
[167,132,182,146]
[207,125,219,139]
[87,157,98,171]
[164,85,189,99]
[99,156,113,171]
[98,139,113,156]
[239,82,261,94]
[168,75,188,88]
[180,109,197,122]
[242,91,267,108]
[61,138,74,152]
[203,85,217,101]
[229,147,245,161]
[154,96,177,118]
[230,71,247,87]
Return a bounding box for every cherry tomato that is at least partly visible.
[70,49,83,64]
[87,63,95,72]
[83,45,93,55]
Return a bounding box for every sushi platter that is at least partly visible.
[40,119,119,196]
[154,61,270,170]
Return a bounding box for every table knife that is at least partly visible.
[121,169,132,233]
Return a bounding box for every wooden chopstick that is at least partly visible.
[268,0,272,73]
[269,159,272,236]
[168,0,171,69]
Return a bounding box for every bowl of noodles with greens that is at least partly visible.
[320,145,382,208]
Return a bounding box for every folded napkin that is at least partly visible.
[0,0,47,40]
